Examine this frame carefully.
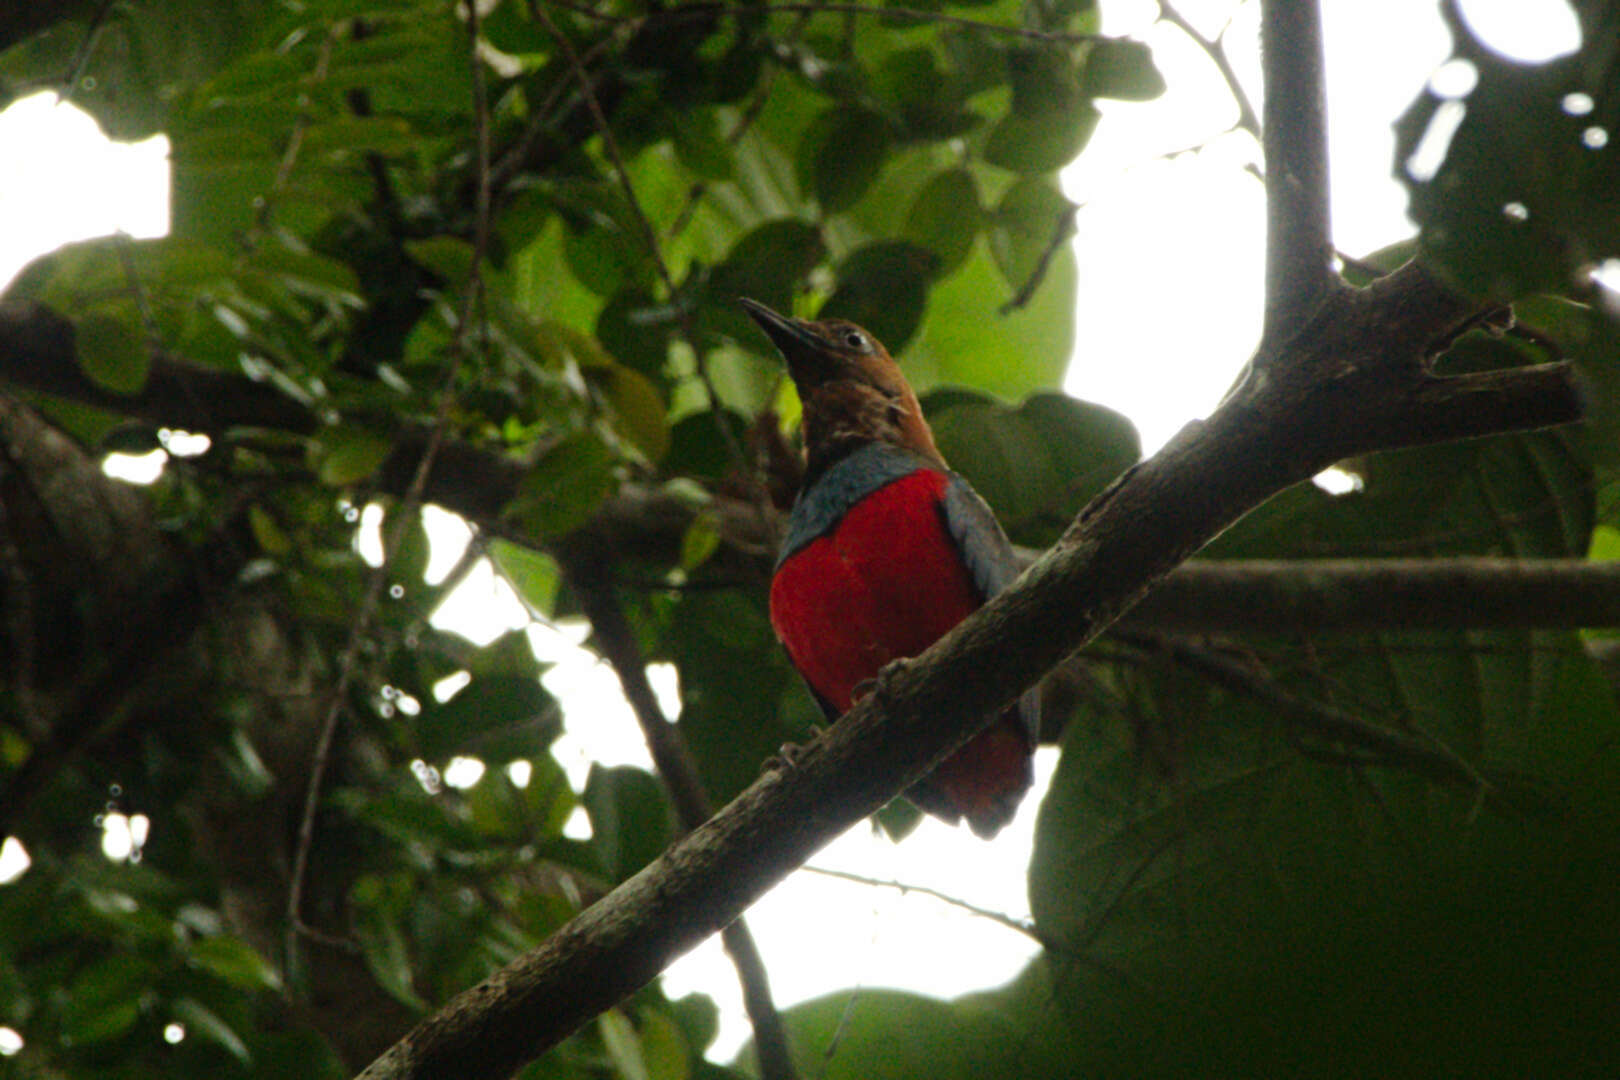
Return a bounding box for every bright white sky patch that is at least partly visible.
[0,92,167,288]
[1457,0,1581,62]
[0,836,31,884]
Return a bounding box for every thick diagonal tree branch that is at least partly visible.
[355,254,1582,1079]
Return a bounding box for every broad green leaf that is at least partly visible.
[600,1011,651,1080]
[505,430,618,539]
[987,178,1077,295]
[313,424,394,486]
[637,1009,692,1080]
[983,47,1099,173]
[61,952,151,1045]
[583,766,676,882]
[904,168,983,276]
[189,935,281,991]
[597,288,674,381]
[491,539,562,615]
[903,235,1076,398]
[350,875,427,1011]
[404,236,476,289]
[588,362,671,463]
[799,106,894,213]
[464,754,576,842]
[1081,37,1166,101]
[75,308,150,394]
[926,390,1139,545]
[1395,8,1620,299]
[671,107,734,181]
[767,989,1005,1080]
[416,674,557,762]
[660,591,799,804]
[820,240,940,352]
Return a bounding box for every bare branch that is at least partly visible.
[1260,0,1335,342]
[1158,2,1259,137]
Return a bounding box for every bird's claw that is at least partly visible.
[855,658,911,707]
[763,723,827,773]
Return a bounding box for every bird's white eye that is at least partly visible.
[843,330,867,350]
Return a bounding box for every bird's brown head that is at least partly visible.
[740,298,943,479]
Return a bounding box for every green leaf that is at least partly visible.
[926,390,1139,545]
[404,236,476,288]
[1395,13,1620,299]
[660,591,799,804]
[820,240,940,353]
[799,106,894,213]
[600,1011,652,1080]
[313,425,394,487]
[680,511,723,572]
[770,989,1004,1079]
[61,952,151,1045]
[1081,37,1166,101]
[983,48,1100,173]
[588,362,671,463]
[903,169,983,276]
[638,1009,692,1080]
[505,431,618,539]
[584,765,677,881]
[902,235,1076,397]
[671,107,734,180]
[987,178,1077,294]
[189,935,282,991]
[417,674,557,761]
[75,308,150,395]
[598,288,674,381]
[173,996,252,1063]
[351,877,427,1011]
[491,539,562,616]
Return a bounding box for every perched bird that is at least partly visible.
[741,298,1037,839]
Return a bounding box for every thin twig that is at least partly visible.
[998,202,1078,314]
[799,864,1037,939]
[1140,633,1497,800]
[56,0,117,105]
[1158,2,1259,136]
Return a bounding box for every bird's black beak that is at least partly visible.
[738,298,833,379]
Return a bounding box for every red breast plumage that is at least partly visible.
[741,298,1036,839]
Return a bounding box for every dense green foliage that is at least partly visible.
[0,0,1618,1077]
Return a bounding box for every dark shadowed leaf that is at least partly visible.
[799,106,894,212]
[1081,37,1166,101]
[584,766,677,881]
[926,389,1139,545]
[75,307,150,395]
[904,168,983,275]
[417,675,557,762]
[821,241,940,352]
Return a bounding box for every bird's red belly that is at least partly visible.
[770,470,982,712]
